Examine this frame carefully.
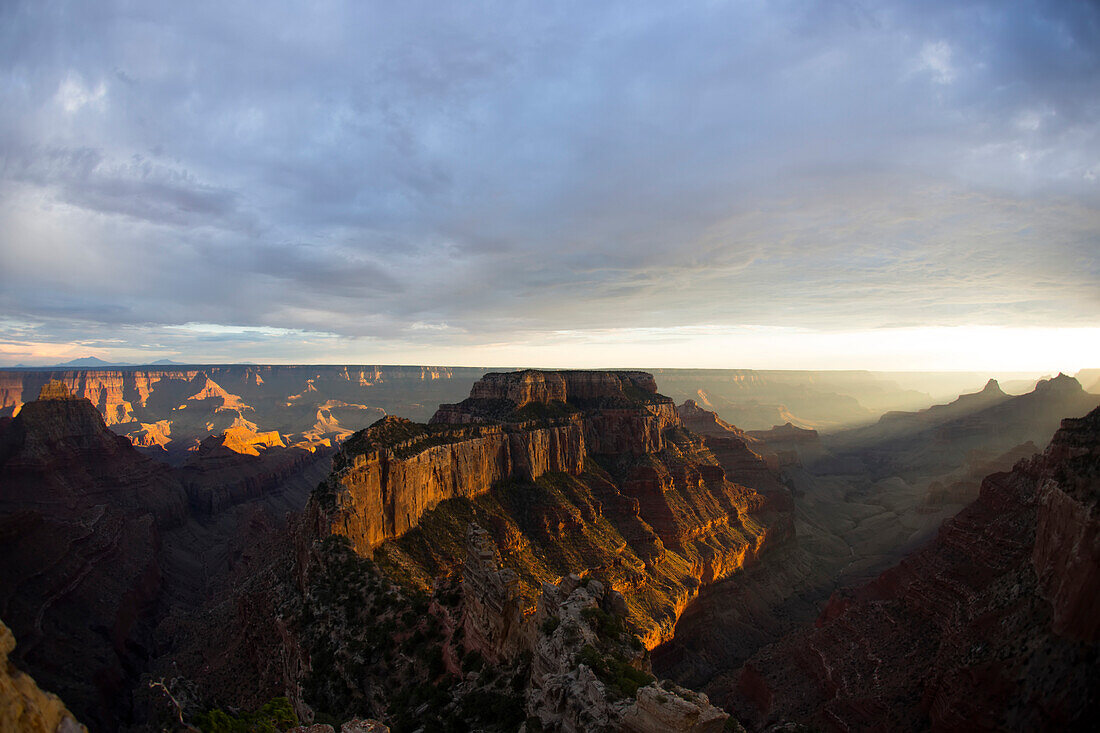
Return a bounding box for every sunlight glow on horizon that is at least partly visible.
[3,325,1098,374]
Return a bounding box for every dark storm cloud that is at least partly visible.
[0,0,1098,362]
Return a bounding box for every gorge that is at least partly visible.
[0,368,1097,732]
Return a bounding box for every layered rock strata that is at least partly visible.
[0,365,484,457]
[310,417,586,555]
[461,524,527,662]
[310,371,686,556]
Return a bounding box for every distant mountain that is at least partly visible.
[832,378,1010,447]
[3,356,190,369]
[821,374,1100,483]
[55,356,125,367]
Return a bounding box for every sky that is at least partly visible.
[0,0,1098,371]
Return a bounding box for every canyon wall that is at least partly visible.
[0,383,185,729]
[306,372,796,659]
[312,418,587,555]
[725,406,1100,731]
[311,371,686,555]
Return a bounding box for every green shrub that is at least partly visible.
[193,696,298,733]
[573,645,653,699]
[581,606,625,640]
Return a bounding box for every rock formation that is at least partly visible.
[306,371,794,645]
[0,619,85,733]
[309,417,586,555]
[284,371,794,729]
[311,372,685,556]
[726,406,1100,730]
[459,527,730,732]
[745,423,824,466]
[461,524,526,662]
[0,365,485,459]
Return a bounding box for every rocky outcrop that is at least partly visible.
[433,371,680,454]
[726,406,1100,731]
[276,371,797,730]
[322,373,796,647]
[464,370,660,409]
[0,620,85,733]
[311,372,689,555]
[462,524,527,662]
[621,682,729,733]
[746,423,823,466]
[524,570,729,733]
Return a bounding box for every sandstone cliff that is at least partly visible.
[305,372,795,650]
[284,371,795,729]
[310,371,684,556]
[309,417,587,555]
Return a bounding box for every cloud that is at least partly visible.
[0,0,1097,367]
[916,41,955,84]
[54,73,106,113]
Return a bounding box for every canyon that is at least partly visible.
[0,367,1097,731]
[724,405,1100,730]
[6,365,1076,453]
[0,365,486,460]
[0,381,336,730]
[652,374,1100,698]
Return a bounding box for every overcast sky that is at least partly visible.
[1,0,1098,370]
